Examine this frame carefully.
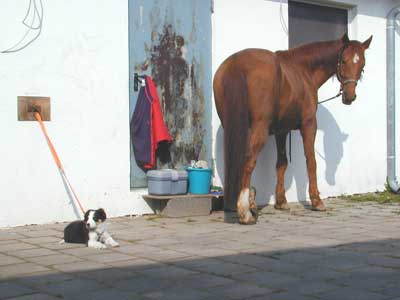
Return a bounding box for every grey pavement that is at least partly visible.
[0,198,399,300]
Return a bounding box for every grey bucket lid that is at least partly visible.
[147,169,188,181]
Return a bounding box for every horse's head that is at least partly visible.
[338,33,372,105]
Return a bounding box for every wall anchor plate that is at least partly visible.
[18,96,51,121]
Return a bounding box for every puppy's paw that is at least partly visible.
[88,241,107,250]
[105,237,119,247]
[110,240,120,248]
[95,243,107,250]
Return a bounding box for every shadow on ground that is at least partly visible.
[1,238,400,300]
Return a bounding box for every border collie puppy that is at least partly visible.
[63,208,119,249]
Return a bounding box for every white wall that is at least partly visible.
[212,0,395,206]
[0,0,397,227]
[0,0,153,228]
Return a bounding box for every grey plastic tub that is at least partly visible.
[147,169,188,195]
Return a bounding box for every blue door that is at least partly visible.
[129,0,212,188]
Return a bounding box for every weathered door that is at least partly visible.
[129,0,212,188]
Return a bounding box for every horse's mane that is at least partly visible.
[276,39,343,70]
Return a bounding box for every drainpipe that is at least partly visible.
[387,5,400,193]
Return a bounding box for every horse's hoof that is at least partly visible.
[238,210,257,225]
[239,216,257,225]
[311,202,326,211]
[250,207,258,221]
[274,203,290,210]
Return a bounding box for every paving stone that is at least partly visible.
[0,281,35,299]
[272,250,325,264]
[312,253,367,271]
[144,286,212,300]
[39,278,104,298]
[175,272,235,289]
[0,263,50,279]
[270,279,339,296]
[5,293,59,300]
[209,282,273,299]
[103,257,163,270]
[0,253,25,266]
[297,265,345,281]
[251,291,317,300]
[187,259,258,276]
[40,241,85,250]
[366,254,400,269]
[67,289,145,300]
[111,276,171,294]
[0,242,38,253]
[59,246,113,257]
[231,270,299,288]
[17,271,74,286]
[135,249,193,262]
[332,273,395,291]
[373,284,400,297]
[317,286,389,300]
[220,253,286,269]
[86,252,135,263]
[13,248,58,258]
[52,261,109,273]
[0,232,27,240]
[76,267,139,283]
[20,237,61,245]
[26,254,83,266]
[19,229,61,238]
[137,265,198,279]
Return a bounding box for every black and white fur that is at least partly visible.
[63,208,119,249]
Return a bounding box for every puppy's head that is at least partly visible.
[84,208,107,230]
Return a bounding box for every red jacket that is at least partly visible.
[131,76,171,169]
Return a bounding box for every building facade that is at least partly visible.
[0,0,398,227]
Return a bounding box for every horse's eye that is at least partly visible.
[342,60,346,65]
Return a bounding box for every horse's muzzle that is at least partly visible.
[342,94,356,105]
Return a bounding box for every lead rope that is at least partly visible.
[289,131,292,163]
[34,112,86,215]
[318,90,343,104]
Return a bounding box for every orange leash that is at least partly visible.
[34,112,86,215]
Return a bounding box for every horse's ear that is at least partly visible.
[362,35,373,49]
[341,33,350,45]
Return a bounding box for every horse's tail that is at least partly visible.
[221,66,249,211]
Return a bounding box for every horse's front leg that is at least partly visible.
[238,123,268,224]
[300,118,326,211]
[274,132,290,210]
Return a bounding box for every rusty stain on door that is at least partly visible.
[129,0,212,188]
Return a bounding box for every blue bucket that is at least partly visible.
[187,167,212,194]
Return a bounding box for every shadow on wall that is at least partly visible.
[215,105,348,206]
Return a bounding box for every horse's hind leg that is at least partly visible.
[238,122,268,225]
[274,132,290,210]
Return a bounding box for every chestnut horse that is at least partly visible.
[213,33,372,224]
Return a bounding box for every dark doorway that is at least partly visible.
[289,1,348,48]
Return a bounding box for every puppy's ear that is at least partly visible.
[84,210,90,221]
[97,208,107,221]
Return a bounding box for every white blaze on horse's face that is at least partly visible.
[353,53,360,64]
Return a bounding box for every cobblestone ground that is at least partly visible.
[0,198,400,300]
